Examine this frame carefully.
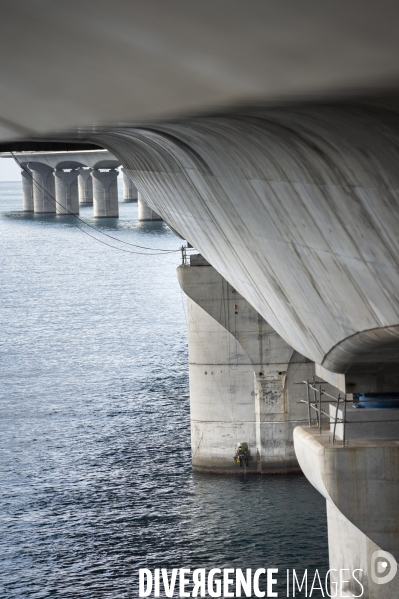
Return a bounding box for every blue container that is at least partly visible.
[353,393,399,409]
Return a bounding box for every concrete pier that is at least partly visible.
[91,168,119,218]
[186,296,260,473]
[138,192,162,221]
[178,259,318,473]
[54,169,79,215]
[121,168,137,202]
[77,168,93,206]
[295,426,399,598]
[21,170,33,211]
[29,163,56,214]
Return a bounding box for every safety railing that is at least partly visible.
[301,379,399,446]
[180,245,198,265]
[300,379,348,445]
[181,245,188,265]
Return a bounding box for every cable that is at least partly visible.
[16,151,177,253]
[12,152,181,255]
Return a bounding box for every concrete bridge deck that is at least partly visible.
[2,3,399,595]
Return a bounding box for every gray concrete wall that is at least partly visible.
[179,262,318,473]
[294,426,399,598]
[187,297,257,473]
[86,102,399,386]
[330,403,399,441]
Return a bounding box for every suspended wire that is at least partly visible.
[12,152,181,256]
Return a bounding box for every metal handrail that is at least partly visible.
[300,379,399,446]
[181,245,188,265]
[301,379,348,445]
[180,245,198,265]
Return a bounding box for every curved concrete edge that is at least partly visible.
[321,324,399,374]
[293,426,331,501]
[294,426,399,597]
[294,426,399,557]
[177,263,296,365]
[89,103,399,375]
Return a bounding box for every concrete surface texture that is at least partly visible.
[137,192,162,222]
[7,150,120,211]
[85,100,399,380]
[294,426,399,598]
[178,262,318,473]
[91,169,119,218]
[1,5,399,380]
[77,168,93,206]
[13,150,119,171]
[53,169,79,215]
[21,170,33,212]
[121,168,137,202]
[28,162,56,214]
[186,296,257,473]
[1,4,399,593]
[1,2,399,138]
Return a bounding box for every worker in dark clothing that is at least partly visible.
[234,443,248,467]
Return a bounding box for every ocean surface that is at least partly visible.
[0,181,329,598]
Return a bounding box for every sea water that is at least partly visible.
[0,181,328,598]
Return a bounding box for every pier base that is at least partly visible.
[29,163,56,214]
[187,297,258,473]
[54,169,79,215]
[138,192,162,221]
[77,168,93,206]
[21,170,33,211]
[121,168,138,202]
[178,260,317,473]
[92,169,119,218]
[294,426,399,598]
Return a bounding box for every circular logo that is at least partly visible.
[371,550,397,585]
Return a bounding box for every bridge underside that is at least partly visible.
[82,99,399,378]
[3,4,399,596]
[4,98,399,378]
[1,2,399,376]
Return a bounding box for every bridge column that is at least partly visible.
[54,169,79,215]
[91,168,119,218]
[177,257,316,473]
[295,426,399,598]
[185,295,258,473]
[121,168,137,202]
[21,170,33,211]
[29,163,56,214]
[138,192,162,221]
[77,168,93,206]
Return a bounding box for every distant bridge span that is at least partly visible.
[3,4,399,594]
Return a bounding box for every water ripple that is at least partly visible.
[0,183,328,598]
